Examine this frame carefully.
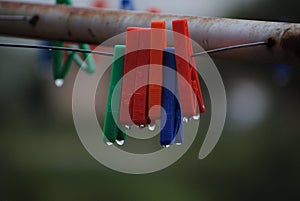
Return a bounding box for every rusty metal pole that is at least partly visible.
[0,1,300,65]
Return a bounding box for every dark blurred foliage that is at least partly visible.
[230,0,300,22]
[0,0,300,201]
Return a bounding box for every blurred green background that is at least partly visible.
[1,0,300,200]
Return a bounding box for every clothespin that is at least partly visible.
[172,19,205,121]
[56,0,72,5]
[160,48,184,147]
[119,28,151,128]
[52,45,96,87]
[120,28,139,128]
[103,45,127,146]
[132,28,151,127]
[93,0,106,8]
[53,0,96,87]
[120,0,135,10]
[147,8,161,13]
[66,44,96,74]
[52,41,76,87]
[37,41,53,73]
[148,20,166,131]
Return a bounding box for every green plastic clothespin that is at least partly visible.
[103,45,127,145]
[53,0,96,87]
[68,44,96,74]
[53,41,75,87]
[56,0,72,5]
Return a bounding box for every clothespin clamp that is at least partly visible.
[148,20,166,131]
[53,0,96,87]
[160,48,184,146]
[56,0,72,5]
[120,27,151,128]
[172,19,205,122]
[93,0,106,8]
[120,0,135,10]
[120,28,138,128]
[147,8,161,13]
[132,28,151,127]
[52,41,75,87]
[103,45,127,146]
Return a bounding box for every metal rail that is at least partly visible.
[0,2,300,65]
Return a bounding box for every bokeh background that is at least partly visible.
[0,0,300,200]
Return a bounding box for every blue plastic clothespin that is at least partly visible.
[120,0,135,10]
[160,48,184,146]
[37,41,53,73]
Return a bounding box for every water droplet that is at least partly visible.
[116,140,125,146]
[148,124,156,131]
[193,114,200,120]
[163,145,171,148]
[125,125,131,130]
[55,79,64,87]
[105,141,113,146]
[183,117,189,123]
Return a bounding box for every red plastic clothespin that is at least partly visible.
[120,27,139,127]
[172,19,205,120]
[120,27,151,128]
[148,8,161,13]
[148,20,166,127]
[93,0,106,8]
[132,28,151,127]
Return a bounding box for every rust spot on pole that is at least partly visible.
[267,38,276,48]
[29,14,39,26]
[88,28,96,38]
